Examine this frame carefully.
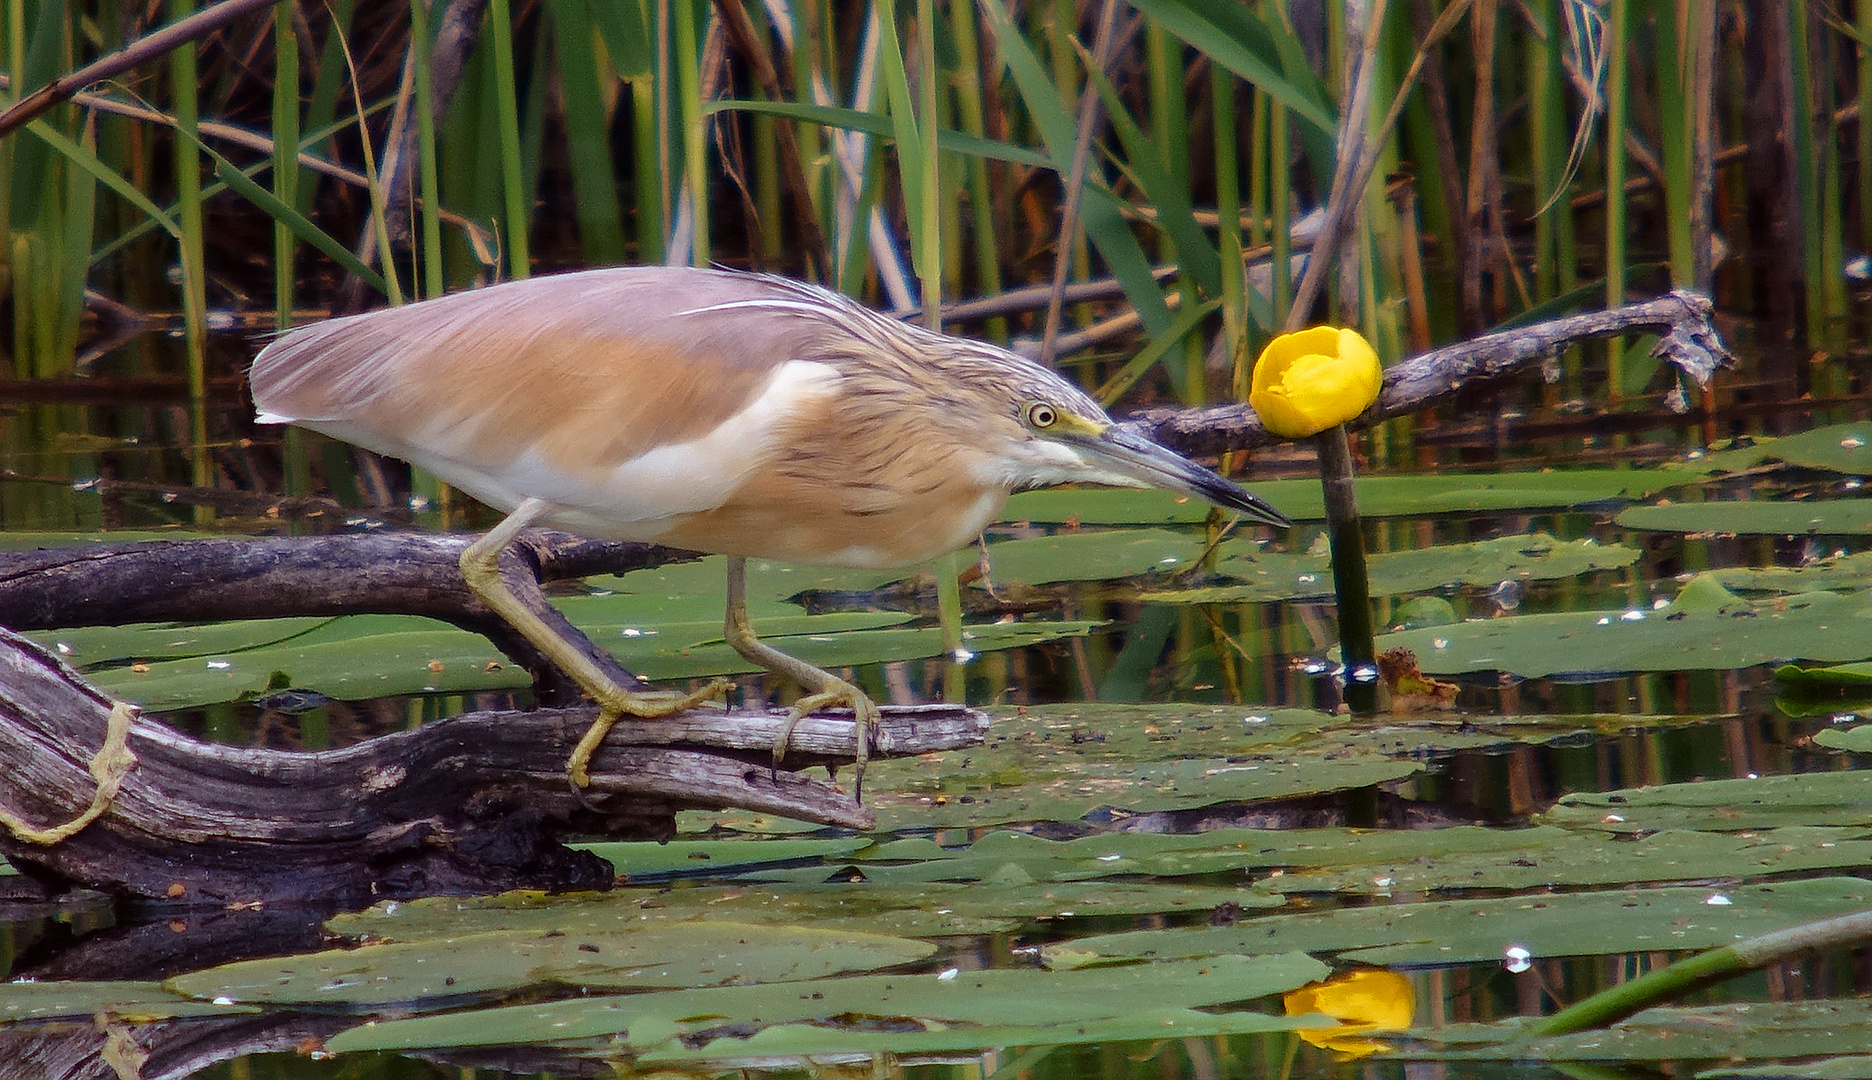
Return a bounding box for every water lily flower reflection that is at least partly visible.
[1248,326,1383,438]
[1283,968,1414,1057]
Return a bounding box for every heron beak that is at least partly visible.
[1080,424,1293,529]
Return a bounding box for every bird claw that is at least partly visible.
[769,682,881,801]
[566,677,734,788]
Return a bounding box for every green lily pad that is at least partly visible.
[1669,421,1872,477]
[1815,726,1872,750]
[85,615,525,711]
[1004,470,1679,525]
[977,528,1211,587]
[0,530,220,551]
[168,920,935,1006]
[1044,877,1872,968]
[1258,825,1872,894]
[1542,770,1872,831]
[1618,499,1872,536]
[857,704,1418,830]
[641,1004,1317,1062]
[574,836,875,879]
[0,980,257,1023]
[1149,533,1641,603]
[797,824,1568,887]
[337,882,1021,940]
[1777,660,1872,689]
[1715,550,1872,594]
[320,952,1329,1053]
[1377,576,1872,678]
[1704,1054,1872,1079]
[1405,1000,1872,1064]
[25,616,333,667]
[611,618,1102,681]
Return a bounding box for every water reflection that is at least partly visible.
[3,360,1871,1078]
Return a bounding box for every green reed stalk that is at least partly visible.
[550,0,627,264]
[273,2,312,501]
[1658,0,1693,288]
[1807,5,1847,356]
[408,0,445,297]
[948,2,1005,336]
[488,0,530,277]
[1603,0,1627,403]
[51,118,93,369]
[1787,0,1825,347]
[169,0,211,519]
[1529,0,1561,302]
[1269,101,1292,325]
[630,68,664,262]
[1147,22,1204,402]
[1861,1,1872,264]
[673,0,709,263]
[273,3,300,321]
[297,0,354,219]
[1244,85,1269,367]
[916,0,940,323]
[1214,66,1246,394]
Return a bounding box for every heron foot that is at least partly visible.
[567,677,734,787]
[770,680,881,799]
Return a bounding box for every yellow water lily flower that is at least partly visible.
[1248,326,1383,438]
[1283,968,1414,1057]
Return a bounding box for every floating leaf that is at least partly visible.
[1777,660,1872,689]
[26,617,332,668]
[1377,579,1872,678]
[1046,878,1872,967]
[856,704,1418,830]
[321,953,1329,1053]
[1408,1000,1872,1064]
[1004,470,1681,525]
[977,529,1211,587]
[1669,421,1872,477]
[169,920,935,1006]
[1542,770,1872,832]
[1147,533,1641,603]
[574,837,875,879]
[1619,500,1872,536]
[0,980,255,1023]
[85,615,525,711]
[1814,726,1872,750]
[644,1005,1316,1062]
[1715,550,1872,594]
[1258,826,1872,894]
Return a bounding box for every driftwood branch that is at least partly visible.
[0,627,985,902]
[0,530,696,704]
[1125,290,1732,459]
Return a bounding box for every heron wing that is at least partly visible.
[249,267,847,528]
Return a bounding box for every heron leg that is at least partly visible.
[460,498,730,787]
[722,556,880,793]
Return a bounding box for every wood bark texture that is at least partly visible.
[0,626,984,901]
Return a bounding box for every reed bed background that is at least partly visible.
[0,0,1859,506]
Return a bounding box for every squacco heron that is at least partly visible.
[250,267,1290,789]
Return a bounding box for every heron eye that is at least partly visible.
[1026,402,1058,429]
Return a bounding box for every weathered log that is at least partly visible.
[0,529,696,703]
[0,627,986,903]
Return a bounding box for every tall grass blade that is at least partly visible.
[489,0,531,277]
[168,0,212,519]
[975,0,1170,335]
[549,0,628,263]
